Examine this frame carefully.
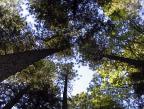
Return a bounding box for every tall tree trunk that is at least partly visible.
[62,74,68,109]
[0,47,67,82]
[3,86,30,109]
[103,54,144,68]
[0,46,143,82]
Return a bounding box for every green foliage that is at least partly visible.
[29,0,69,29]
[1,59,61,109]
[69,90,123,109]
[98,0,140,20]
[56,62,78,88]
[16,60,56,90]
[0,0,37,54]
[97,0,112,6]
[0,0,144,108]
[69,92,89,109]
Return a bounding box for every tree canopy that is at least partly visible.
[0,0,144,108]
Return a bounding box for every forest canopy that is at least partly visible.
[0,0,144,108]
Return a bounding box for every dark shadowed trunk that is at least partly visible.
[62,74,68,109]
[0,45,143,82]
[3,86,30,109]
[0,47,68,82]
[103,54,144,68]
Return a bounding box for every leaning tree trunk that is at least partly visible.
[0,45,143,82]
[103,54,144,68]
[0,46,67,82]
[62,74,68,109]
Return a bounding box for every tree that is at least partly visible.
[0,0,142,86]
[56,62,78,109]
[0,0,144,108]
[0,45,70,82]
[0,0,141,78]
[1,60,61,109]
[97,0,140,20]
[77,0,144,97]
[69,91,123,109]
[0,0,143,95]
[69,92,89,109]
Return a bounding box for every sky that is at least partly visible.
[20,0,144,96]
[71,0,144,96]
[140,0,144,20]
[7,0,144,109]
[21,2,95,96]
[71,65,95,95]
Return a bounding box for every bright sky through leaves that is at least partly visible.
[20,0,144,97]
[72,65,95,95]
[20,1,95,96]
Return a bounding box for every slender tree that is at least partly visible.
[56,63,77,109]
[62,74,68,109]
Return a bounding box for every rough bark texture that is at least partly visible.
[62,74,68,109]
[0,47,67,82]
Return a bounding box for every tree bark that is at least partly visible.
[103,54,144,68]
[0,47,67,82]
[62,74,68,109]
[0,45,143,83]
